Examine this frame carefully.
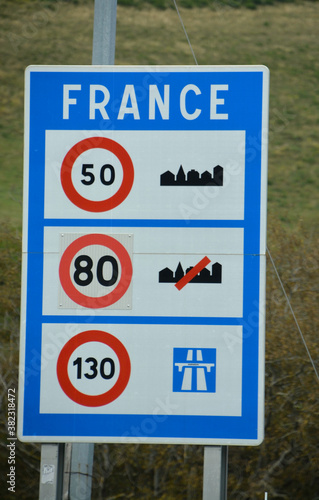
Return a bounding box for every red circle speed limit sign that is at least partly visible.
[60,137,134,212]
[57,330,131,407]
[59,234,133,309]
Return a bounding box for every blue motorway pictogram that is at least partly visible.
[173,348,216,393]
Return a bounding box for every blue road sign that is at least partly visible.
[18,66,269,445]
[173,348,216,393]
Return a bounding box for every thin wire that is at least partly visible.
[172,0,198,65]
[267,246,319,382]
[172,0,319,384]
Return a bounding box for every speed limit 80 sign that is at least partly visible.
[58,233,133,310]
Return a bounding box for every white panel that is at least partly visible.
[44,130,245,221]
[43,226,244,256]
[42,227,243,318]
[40,323,243,417]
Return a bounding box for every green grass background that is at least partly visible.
[0,1,318,499]
[0,0,318,230]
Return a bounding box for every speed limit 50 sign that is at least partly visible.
[18,66,269,444]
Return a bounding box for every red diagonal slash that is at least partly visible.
[175,256,211,291]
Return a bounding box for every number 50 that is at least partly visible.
[81,164,115,186]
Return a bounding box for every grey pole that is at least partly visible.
[202,446,228,500]
[92,0,117,65]
[39,444,65,500]
[39,3,118,500]
[61,2,119,500]
[67,443,95,500]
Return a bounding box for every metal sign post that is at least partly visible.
[39,444,65,500]
[92,0,117,65]
[38,2,117,499]
[63,1,118,498]
[65,443,94,500]
[203,446,228,499]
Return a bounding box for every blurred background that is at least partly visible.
[0,0,318,498]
